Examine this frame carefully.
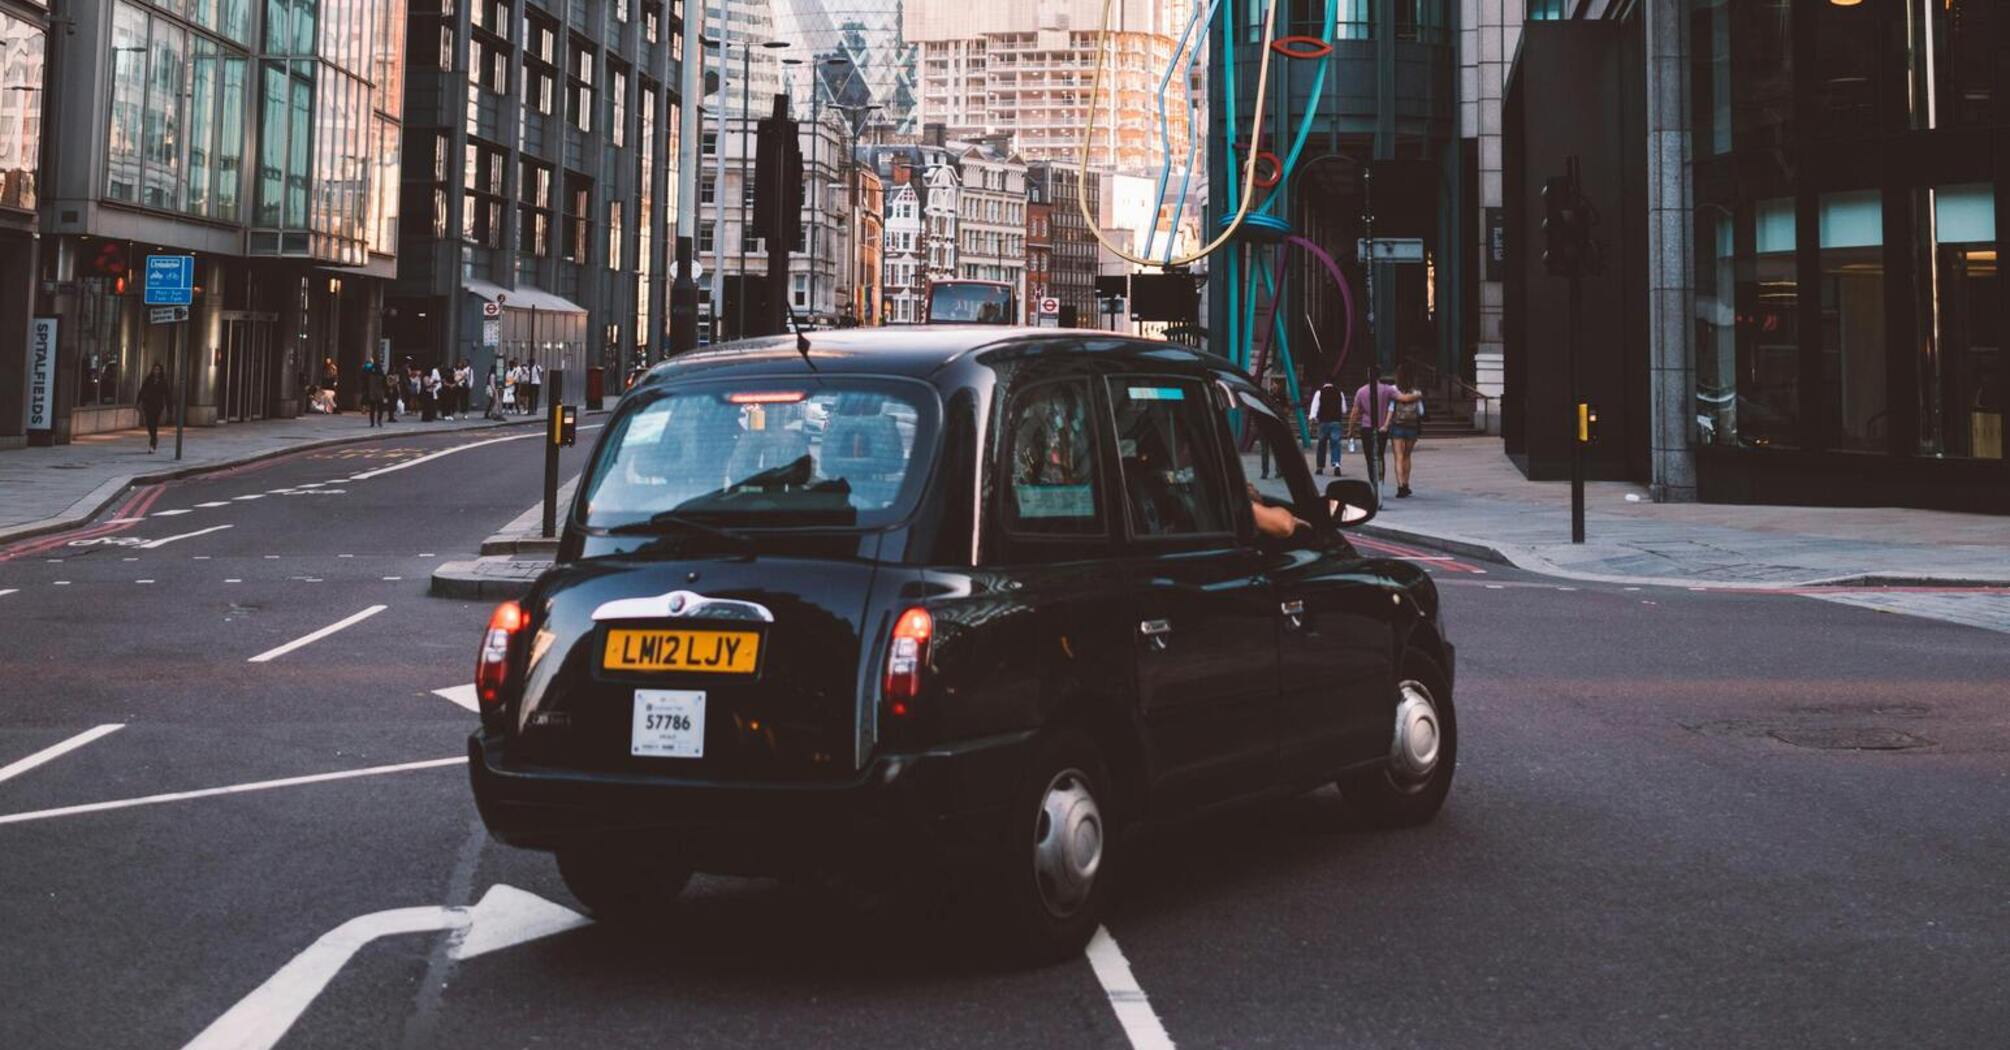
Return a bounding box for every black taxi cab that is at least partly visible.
[468,327,1456,960]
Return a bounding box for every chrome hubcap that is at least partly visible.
[1032,768,1103,918]
[1390,680,1442,785]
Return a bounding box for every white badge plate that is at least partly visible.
[631,689,706,758]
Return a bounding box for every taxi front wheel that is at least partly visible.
[1340,653,1457,828]
[555,846,693,923]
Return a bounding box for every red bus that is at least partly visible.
[925,280,1017,325]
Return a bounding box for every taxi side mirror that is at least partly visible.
[1325,478,1378,528]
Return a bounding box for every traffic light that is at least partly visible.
[553,404,578,447]
[1541,176,1585,277]
[753,101,805,252]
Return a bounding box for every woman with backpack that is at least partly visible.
[1382,362,1427,498]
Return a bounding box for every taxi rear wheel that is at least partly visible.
[979,727,1116,964]
[1340,652,1457,828]
[555,846,693,923]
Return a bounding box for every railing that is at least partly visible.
[1400,354,1497,434]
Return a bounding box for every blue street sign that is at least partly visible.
[145,255,194,306]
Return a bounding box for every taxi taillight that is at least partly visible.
[884,607,933,716]
[476,601,525,706]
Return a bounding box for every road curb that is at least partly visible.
[1353,521,2010,592]
[430,558,551,600]
[0,417,543,548]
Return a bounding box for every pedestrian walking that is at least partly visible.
[438,364,457,421]
[503,359,520,414]
[485,364,503,419]
[320,357,340,413]
[137,362,169,452]
[422,365,442,421]
[455,359,474,418]
[361,358,384,427]
[1347,370,1401,487]
[384,366,403,422]
[525,360,543,414]
[1383,362,1426,498]
[1310,381,1347,475]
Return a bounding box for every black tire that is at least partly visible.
[977,728,1117,964]
[555,846,693,923]
[1340,652,1457,828]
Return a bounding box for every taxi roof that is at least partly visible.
[637,327,1235,387]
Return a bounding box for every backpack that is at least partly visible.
[1391,394,1423,426]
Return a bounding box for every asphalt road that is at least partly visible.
[3,428,2008,1050]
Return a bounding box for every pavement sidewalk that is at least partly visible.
[1263,436,2010,589]
[0,411,545,545]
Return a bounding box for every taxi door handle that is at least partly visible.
[1280,599,1306,631]
[1139,619,1173,652]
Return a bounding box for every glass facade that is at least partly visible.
[107,1,250,219]
[0,8,44,212]
[1690,0,2007,465]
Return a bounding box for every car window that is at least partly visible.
[1239,391,1326,545]
[1106,378,1232,539]
[1002,380,1103,536]
[581,381,932,530]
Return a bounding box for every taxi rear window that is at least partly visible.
[582,381,936,530]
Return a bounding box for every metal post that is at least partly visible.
[173,322,186,460]
[737,45,751,341]
[712,45,729,343]
[1569,271,1586,544]
[542,369,564,538]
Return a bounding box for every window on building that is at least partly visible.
[643,1,661,44]
[524,12,558,114]
[1910,184,2000,458]
[1813,0,1878,139]
[609,200,624,270]
[1527,0,1567,20]
[609,61,628,147]
[564,171,593,262]
[141,16,188,211]
[462,139,507,248]
[468,0,511,94]
[1820,191,1887,452]
[1912,0,1997,130]
[567,40,595,133]
[520,158,552,257]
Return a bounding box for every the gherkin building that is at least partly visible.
[769,0,920,134]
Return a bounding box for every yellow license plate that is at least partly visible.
[603,629,761,675]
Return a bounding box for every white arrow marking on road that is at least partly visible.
[0,724,125,785]
[1086,927,1175,1050]
[0,756,464,826]
[182,884,590,1050]
[141,524,234,549]
[247,605,387,663]
[431,684,480,712]
[349,431,540,481]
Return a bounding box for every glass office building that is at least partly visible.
[1690,0,2005,507]
[0,0,46,447]
[27,0,405,441]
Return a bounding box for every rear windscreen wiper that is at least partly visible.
[601,511,756,550]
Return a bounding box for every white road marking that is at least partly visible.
[0,755,465,826]
[196,501,231,508]
[102,517,144,524]
[181,885,588,1050]
[44,558,62,562]
[135,579,156,585]
[232,494,264,501]
[432,684,480,712]
[382,576,402,581]
[0,589,16,598]
[224,579,243,584]
[0,724,125,785]
[141,524,234,549]
[349,431,539,481]
[152,509,192,517]
[1086,927,1175,1050]
[1486,584,1505,590]
[247,605,387,663]
[53,581,69,586]
[337,554,354,558]
[122,556,139,561]
[265,489,295,495]
[193,555,211,560]
[296,482,323,489]
[263,555,280,559]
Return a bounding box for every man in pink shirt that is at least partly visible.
[1347,374,1400,483]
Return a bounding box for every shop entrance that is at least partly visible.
[219,312,278,422]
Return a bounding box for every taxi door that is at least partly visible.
[1107,375,1281,807]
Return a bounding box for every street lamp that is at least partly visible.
[701,34,789,342]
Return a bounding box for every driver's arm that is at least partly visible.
[1246,483,1310,539]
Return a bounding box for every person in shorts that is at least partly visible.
[1383,362,1426,498]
